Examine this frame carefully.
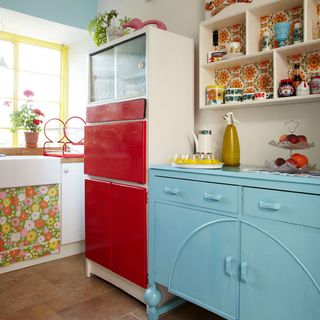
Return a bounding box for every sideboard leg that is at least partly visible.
[144,284,162,320]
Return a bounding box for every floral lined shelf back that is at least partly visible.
[218,23,246,53]
[260,6,303,49]
[0,184,60,266]
[287,50,320,83]
[215,59,273,93]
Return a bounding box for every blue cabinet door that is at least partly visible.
[240,219,320,320]
[152,202,239,320]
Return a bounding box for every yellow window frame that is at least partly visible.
[0,31,69,147]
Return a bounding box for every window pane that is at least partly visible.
[0,98,13,127]
[0,68,14,98]
[19,72,60,102]
[0,129,12,147]
[40,102,60,123]
[0,40,14,69]
[19,43,60,75]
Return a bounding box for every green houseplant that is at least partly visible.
[10,90,45,147]
[88,10,131,46]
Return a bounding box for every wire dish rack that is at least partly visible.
[43,116,85,158]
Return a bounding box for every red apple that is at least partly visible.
[274,158,286,166]
[279,135,288,142]
[285,158,298,167]
[286,134,299,144]
[297,135,307,143]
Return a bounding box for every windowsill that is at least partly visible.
[0,147,44,156]
[0,147,84,163]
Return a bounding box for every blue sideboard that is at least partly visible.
[145,166,320,320]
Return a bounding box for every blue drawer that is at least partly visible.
[243,187,320,228]
[151,177,238,214]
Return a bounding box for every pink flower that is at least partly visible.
[24,198,32,206]
[32,108,44,117]
[20,229,28,238]
[23,90,34,98]
[10,217,20,228]
[3,100,12,107]
[0,191,6,199]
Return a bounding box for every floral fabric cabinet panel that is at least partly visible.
[0,184,60,266]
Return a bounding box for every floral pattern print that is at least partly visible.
[0,184,60,267]
[287,50,320,83]
[218,23,246,53]
[215,59,273,93]
[260,6,303,49]
[205,0,253,17]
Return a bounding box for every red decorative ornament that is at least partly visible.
[122,18,167,31]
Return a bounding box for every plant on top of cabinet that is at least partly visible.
[88,10,131,46]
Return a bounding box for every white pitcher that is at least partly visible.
[191,129,216,154]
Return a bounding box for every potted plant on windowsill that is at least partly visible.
[88,9,131,46]
[9,90,45,148]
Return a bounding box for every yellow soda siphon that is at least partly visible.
[222,112,240,167]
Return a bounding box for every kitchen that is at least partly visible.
[0,0,320,319]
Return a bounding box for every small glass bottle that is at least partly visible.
[292,64,302,91]
[262,30,272,51]
[293,22,302,44]
[212,30,219,50]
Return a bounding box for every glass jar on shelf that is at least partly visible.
[310,73,320,94]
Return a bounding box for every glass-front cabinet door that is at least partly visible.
[90,35,146,103]
[90,47,115,102]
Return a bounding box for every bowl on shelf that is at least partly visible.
[264,160,316,174]
[269,140,315,150]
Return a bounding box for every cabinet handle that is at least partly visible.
[137,61,145,69]
[64,169,69,173]
[164,186,180,195]
[259,201,281,210]
[225,256,233,277]
[204,193,222,201]
[240,262,248,283]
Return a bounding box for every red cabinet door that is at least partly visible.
[85,179,112,269]
[84,121,146,184]
[111,183,147,288]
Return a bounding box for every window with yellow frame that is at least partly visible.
[0,31,68,147]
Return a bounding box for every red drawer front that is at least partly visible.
[84,121,146,184]
[111,183,147,288]
[85,179,112,269]
[86,99,146,123]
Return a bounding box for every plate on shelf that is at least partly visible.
[269,140,315,150]
[264,160,316,174]
[171,162,223,169]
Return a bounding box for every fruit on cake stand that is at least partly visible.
[266,120,316,173]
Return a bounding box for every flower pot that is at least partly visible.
[106,26,125,41]
[24,132,39,148]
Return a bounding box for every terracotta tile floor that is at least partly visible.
[0,254,223,320]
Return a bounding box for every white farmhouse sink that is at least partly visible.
[0,155,61,188]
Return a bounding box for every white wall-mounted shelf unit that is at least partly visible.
[200,0,320,110]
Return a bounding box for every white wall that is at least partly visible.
[0,7,93,121]
[98,0,320,168]
[97,0,203,44]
